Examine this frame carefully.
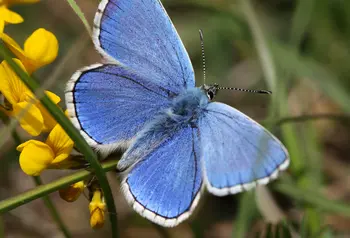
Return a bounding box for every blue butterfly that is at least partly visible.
[65,0,289,227]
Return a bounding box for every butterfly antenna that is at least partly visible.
[218,86,272,95]
[199,29,206,85]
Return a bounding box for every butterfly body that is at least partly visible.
[170,87,208,122]
[65,0,290,227]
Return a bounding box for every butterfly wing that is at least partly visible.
[94,0,195,93]
[120,124,202,227]
[199,102,289,196]
[65,64,171,154]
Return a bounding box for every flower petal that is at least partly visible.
[37,103,57,131]
[45,90,61,104]
[90,208,105,229]
[47,123,74,164]
[0,6,23,24]
[0,33,24,56]
[0,59,28,105]
[23,28,59,73]
[17,140,54,176]
[0,20,4,33]
[12,101,43,136]
[37,91,61,131]
[0,60,15,104]
[59,181,85,202]
[89,190,106,229]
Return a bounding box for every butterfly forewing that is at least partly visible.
[93,0,195,94]
[66,64,171,154]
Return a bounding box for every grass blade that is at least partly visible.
[276,182,350,217]
[290,0,316,47]
[232,191,257,238]
[65,0,92,35]
[239,0,277,93]
[272,114,350,126]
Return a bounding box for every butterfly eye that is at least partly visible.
[207,91,214,100]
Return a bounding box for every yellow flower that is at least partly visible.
[17,122,74,176]
[0,28,58,74]
[0,59,60,135]
[89,190,106,229]
[59,181,85,202]
[0,6,22,32]
[0,0,40,33]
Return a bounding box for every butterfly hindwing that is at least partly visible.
[94,0,195,94]
[65,64,171,154]
[199,102,289,196]
[120,124,202,227]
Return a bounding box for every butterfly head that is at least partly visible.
[201,84,219,101]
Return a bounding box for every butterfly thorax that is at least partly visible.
[167,87,209,126]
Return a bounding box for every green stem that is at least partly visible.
[0,160,118,214]
[33,177,72,238]
[0,42,119,238]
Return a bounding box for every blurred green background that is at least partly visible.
[1,0,350,237]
